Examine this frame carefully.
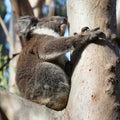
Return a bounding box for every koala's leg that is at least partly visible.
[24,62,70,111]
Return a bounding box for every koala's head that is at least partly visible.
[16,16,67,37]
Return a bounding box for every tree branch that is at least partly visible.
[0,89,68,120]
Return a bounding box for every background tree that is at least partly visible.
[0,0,120,120]
[0,0,11,88]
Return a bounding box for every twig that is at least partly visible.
[0,53,20,71]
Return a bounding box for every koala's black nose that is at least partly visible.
[63,18,67,24]
[60,18,67,25]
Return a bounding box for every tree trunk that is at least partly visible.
[117,0,120,36]
[45,0,55,16]
[66,0,120,119]
[29,0,43,18]
[67,0,117,39]
[10,0,34,18]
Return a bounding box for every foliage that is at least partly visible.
[0,0,6,19]
[55,0,67,17]
[0,44,9,89]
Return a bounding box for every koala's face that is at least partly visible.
[16,16,67,37]
[37,16,67,36]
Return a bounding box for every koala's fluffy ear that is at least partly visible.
[16,16,32,36]
[16,16,38,37]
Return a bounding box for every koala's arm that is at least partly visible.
[38,29,105,60]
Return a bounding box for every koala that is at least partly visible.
[16,16,105,111]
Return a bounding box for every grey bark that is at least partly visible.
[66,0,120,119]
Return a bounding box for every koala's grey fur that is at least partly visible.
[16,16,105,111]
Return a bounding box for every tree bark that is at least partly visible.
[10,0,34,18]
[67,0,117,40]
[117,0,120,36]
[66,0,120,119]
[0,89,68,120]
[29,0,43,18]
[45,0,55,16]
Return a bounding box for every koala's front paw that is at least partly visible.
[90,29,106,41]
[81,27,106,41]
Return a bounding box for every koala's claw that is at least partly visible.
[81,27,90,33]
[80,27,106,40]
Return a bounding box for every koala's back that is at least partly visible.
[16,46,70,110]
